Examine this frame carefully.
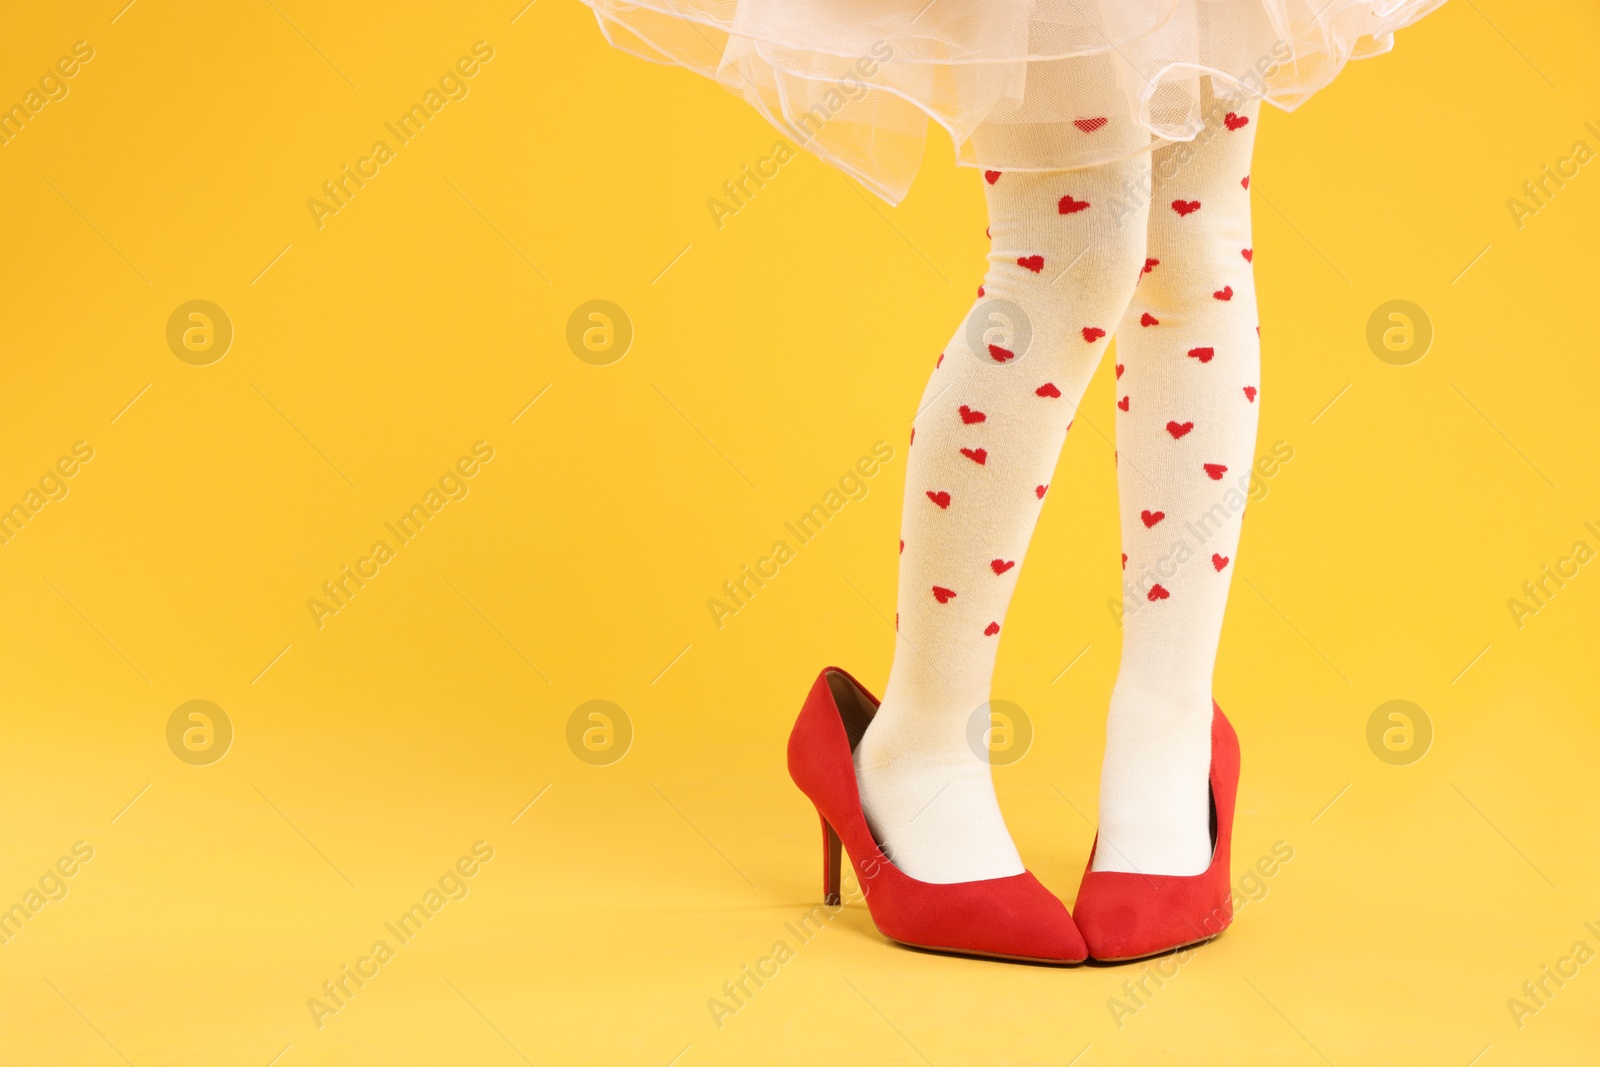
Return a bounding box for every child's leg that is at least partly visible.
[1098,88,1261,875]
[856,160,1150,884]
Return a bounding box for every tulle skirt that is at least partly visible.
[579,0,1446,202]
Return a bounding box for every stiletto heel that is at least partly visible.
[1072,702,1240,961]
[820,814,842,906]
[789,667,1086,963]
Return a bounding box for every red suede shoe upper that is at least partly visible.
[1072,703,1240,961]
[788,667,1086,963]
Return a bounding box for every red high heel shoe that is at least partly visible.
[1072,702,1240,961]
[787,667,1086,964]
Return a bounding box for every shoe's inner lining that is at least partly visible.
[1208,786,1218,852]
[825,670,877,754]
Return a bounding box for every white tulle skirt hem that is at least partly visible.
[580,0,1446,202]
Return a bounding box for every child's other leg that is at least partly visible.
[1098,88,1261,875]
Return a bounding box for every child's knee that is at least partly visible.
[983,232,1145,304]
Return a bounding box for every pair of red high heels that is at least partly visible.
[788,667,1239,963]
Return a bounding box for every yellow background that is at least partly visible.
[1,1,1597,1063]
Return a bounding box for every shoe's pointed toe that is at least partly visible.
[979,872,1088,963]
[1073,868,1230,961]
[876,869,1087,963]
